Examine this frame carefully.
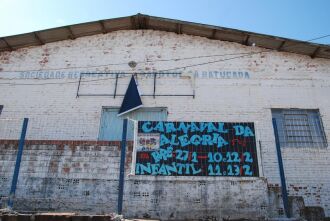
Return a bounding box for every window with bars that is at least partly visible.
[272,109,327,148]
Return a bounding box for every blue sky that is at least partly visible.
[1,0,330,44]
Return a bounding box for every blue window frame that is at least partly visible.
[272,109,327,148]
[98,107,167,141]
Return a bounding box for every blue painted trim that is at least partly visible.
[117,118,128,214]
[8,118,29,208]
[272,118,290,218]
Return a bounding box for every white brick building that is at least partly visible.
[1,14,330,220]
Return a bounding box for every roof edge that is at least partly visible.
[0,13,330,59]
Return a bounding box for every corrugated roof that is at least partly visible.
[1,13,330,59]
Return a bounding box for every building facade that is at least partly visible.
[1,14,330,220]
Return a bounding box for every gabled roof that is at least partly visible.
[1,13,330,59]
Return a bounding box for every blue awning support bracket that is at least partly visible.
[153,73,156,98]
[8,118,29,209]
[272,118,290,218]
[114,73,119,98]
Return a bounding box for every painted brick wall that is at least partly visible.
[124,176,268,220]
[0,141,131,213]
[1,29,330,218]
[0,140,268,220]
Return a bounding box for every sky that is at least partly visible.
[1,0,330,45]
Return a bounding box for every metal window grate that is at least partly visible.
[284,113,313,144]
[272,109,327,148]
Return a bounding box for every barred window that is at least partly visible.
[272,109,327,148]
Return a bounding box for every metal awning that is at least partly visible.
[1,14,330,59]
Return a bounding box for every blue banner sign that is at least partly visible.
[135,121,259,176]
